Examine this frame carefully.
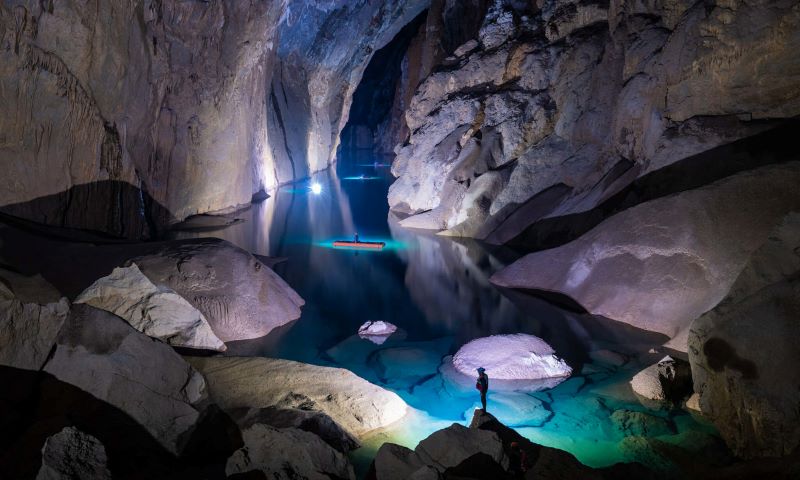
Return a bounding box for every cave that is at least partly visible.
[1,1,799,479]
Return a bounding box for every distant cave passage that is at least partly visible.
[339,11,427,158]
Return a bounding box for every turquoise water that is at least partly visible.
[172,149,718,476]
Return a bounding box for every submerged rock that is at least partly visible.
[689,213,800,459]
[75,263,225,351]
[186,356,407,438]
[630,356,693,408]
[36,427,111,480]
[43,304,208,455]
[132,238,304,342]
[452,334,572,380]
[611,410,676,437]
[226,424,355,480]
[492,163,800,351]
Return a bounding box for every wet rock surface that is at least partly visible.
[630,356,693,408]
[689,213,800,459]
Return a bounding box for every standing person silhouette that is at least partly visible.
[354,232,359,242]
[476,367,489,411]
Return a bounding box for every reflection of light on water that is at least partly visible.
[342,175,381,181]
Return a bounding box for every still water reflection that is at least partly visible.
[173,149,714,475]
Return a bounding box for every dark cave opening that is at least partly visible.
[338,11,427,158]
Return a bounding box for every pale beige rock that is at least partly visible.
[186,356,408,438]
[75,263,225,351]
[491,163,800,350]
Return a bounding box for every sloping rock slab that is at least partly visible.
[75,263,224,351]
[492,163,800,350]
[186,356,407,438]
[43,304,208,455]
[133,238,304,342]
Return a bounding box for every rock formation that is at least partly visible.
[43,304,208,455]
[186,356,408,439]
[452,333,572,380]
[388,0,800,240]
[0,285,69,371]
[369,410,654,479]
[74,263,225,351]
[0,0,430,237]
[36,427,111,480]
[689,213,800,459]
[630,356,693,408]
[226,424,355,480]
[132,238,304,342]
[491,162,800,350]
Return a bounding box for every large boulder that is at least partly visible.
[74,263,224,351]
[630,356,693,408]
[132,238,304,342]
[36,427,111,480]
[186,356,407,438]
[0,284,69,371]
[225,424,355,480]
[492,163,800,351]
[452,334,572,380]
[42,304,208,455]
[689,213,800,459]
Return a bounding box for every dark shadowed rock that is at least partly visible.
[611,410,676,437]
[0,284,69,371]
[631,356,693,408]
[229,406,360,453]
[132,238,304,342]
[36,426,111,480]
[225,424,355,480]
[42,304,208,455]
[689,213,800,459]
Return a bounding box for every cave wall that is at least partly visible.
[0,0,429,238]
[388,0,800,238]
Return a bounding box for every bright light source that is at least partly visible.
[310,182,322,195]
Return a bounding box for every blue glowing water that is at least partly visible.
[173,149,718,476]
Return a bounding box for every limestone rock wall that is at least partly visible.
[388,0,800,238]
[0,0,429,238]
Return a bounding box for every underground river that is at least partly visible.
[171,146,718,476]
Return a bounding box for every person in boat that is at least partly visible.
[476,367,489,411]
[507,441,527,478]
[354,232,359,243]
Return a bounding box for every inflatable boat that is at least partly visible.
[332,240,386,250]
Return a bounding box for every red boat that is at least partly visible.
[332,240,385,250]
